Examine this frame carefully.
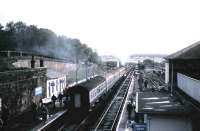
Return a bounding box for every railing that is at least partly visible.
[0,51,29,57]
[0,50,68,62]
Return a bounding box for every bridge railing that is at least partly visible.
[0,51,29,58]
[0,50,68,63]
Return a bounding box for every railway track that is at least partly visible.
[61,71,127,131]
[93,71,133,131]
[144,72,165,89]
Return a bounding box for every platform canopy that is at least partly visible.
[136,92,186,114]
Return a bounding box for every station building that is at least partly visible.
[101,55,121,70]
[10,51,73,101]
[0,51,47,117]
[165,41,200,131]
[0,51,69,117]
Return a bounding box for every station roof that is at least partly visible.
[136,92,186,114]
[77,76,106,91]
[166,41,200,60]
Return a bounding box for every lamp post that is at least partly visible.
[85,61,88,80]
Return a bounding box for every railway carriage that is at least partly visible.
[67,76,106,111]
[106,68,126,91]
[67,68,126,112]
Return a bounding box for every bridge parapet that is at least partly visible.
[0,50,68,62]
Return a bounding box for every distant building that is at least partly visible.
[128,54,165,63]
[165,41,200,131]
[101,55,121,70]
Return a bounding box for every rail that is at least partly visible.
[94,70,133,131]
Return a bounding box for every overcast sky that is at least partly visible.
[1,0,200,62]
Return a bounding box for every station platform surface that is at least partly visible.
[31,110,67,131]
[3,101,66,131]
[116,75,136,131]
[136,91,185,114]
[116,72,191,131]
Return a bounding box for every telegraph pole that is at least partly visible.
[75,50,78,83]
[85,61,88,80]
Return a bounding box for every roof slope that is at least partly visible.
[78,76,106,91]
[166,41,200,60]
[136,92,186,114]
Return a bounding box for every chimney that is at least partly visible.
[40,59,44,67]
[31,56,35,68]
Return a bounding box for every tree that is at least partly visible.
[0,24,3,30]
[0,21,101,64]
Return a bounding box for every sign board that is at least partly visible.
[35,87,42,96]
[46,76,66,98]
[134,123,147,131]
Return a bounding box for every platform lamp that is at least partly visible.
[85,60,88,80]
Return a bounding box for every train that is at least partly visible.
[66,68,126,112]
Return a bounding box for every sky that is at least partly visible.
[1,0,200,62]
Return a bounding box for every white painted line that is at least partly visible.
[136,92,138,113]
[36,110,67,131]
[116,76,135,131]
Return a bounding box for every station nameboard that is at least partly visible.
[134,123,147,131]
[35,86,42,96]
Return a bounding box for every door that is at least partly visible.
[74,93,81,108]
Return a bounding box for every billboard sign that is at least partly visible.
[47,76,66,98]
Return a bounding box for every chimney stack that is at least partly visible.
[40,59,44,67]
[31,56,35,68]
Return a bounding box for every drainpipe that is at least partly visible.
[170,63,174,96]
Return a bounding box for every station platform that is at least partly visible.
[116,75,136,131]
[31,110,67,131]
[3,101,66,131]
[116,71,192,131]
